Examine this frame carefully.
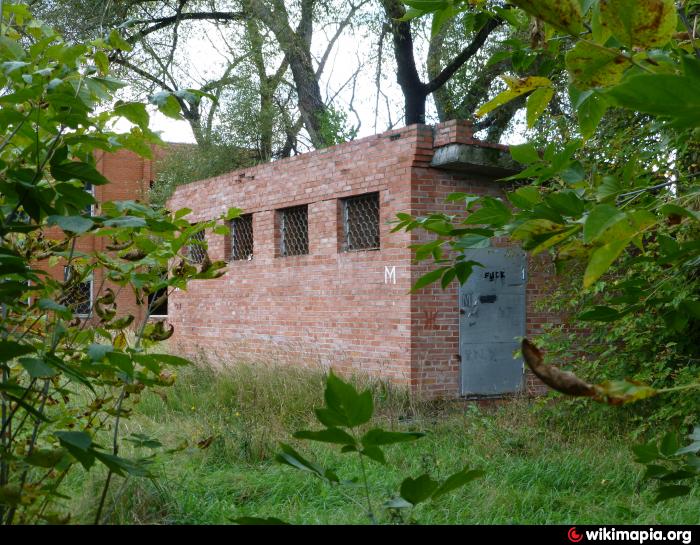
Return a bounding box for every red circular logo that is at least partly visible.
[568,527,584,543]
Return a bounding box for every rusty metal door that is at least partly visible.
[459,248,526,396]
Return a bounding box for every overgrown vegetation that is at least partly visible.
[60,362,700,524]
[0,7,236,524]
[149,142,256,206]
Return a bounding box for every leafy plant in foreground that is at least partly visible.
[633,427,700,503]
[236,372,484,524]
[398,0,700,500]
[0,5,237,524]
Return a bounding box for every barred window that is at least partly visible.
[63,266,92,317]
[228,214,254,261]
[186,228,207,264]
[342,192,380,251]
[279,205,308,257]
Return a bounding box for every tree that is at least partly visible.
[0,4,235,523]
[395,0,700,498]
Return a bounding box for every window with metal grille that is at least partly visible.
[279,205,308,256]
[63,266,92,316]
[228,214,254,261]
[186,228,207,264]
[342,192,380,251]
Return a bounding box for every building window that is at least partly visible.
[63,266,92,317]
[148,270,168,317]
[341,192,380,251]
[228,214,254,261]
[279,205,308,257]
[186,228,207,264]
[85,183,95,216]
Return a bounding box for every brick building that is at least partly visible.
[167,120,557,399]
[44,146,164,325]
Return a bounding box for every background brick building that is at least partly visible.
[43,146,163,324]
[167,120,558,399]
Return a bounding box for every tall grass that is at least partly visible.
[61,360,700,525]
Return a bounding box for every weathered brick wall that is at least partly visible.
[42,147,160,324]
[409,120,556,397]
[167,121,558,397]
[166,126,432,383]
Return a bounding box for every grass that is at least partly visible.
[61,360,700,525]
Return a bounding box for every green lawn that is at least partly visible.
[63,362,700,524]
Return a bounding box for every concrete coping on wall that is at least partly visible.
[430,143,523,178]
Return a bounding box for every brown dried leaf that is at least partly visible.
[521,338,596,397]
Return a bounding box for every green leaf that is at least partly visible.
[0,340,35,362]
[655,485,691,503]
[605,74,700,128]
[275,443,326,478]
[584,238,629,287]
[659,204,700,222]
[510,143,540,164]
[633,442,660,463]
[432,468,485,500]
[384,497,413,509]
[55,430,92,451]
[660,432,681,457]
[412,267,448,292]
[26,448,66,468]
[150,91,182,120]
[87,343,111,362]
[400,474,439,505]
[508,186,542,209]
[544,190,584,218]
[323,371,373,428]
[593,379,657,405]
[565,41,630,89]
[361,446,387,464]
[476,76,552,117]
[464,198,512,227]
[103,216,147,228]
[577,92,609,138]
[114,102,149,130]
[402,0,448,10]
[47,215,94,234]
[526,86,554,128]
[578,306,622,322]
[583,204,625,243]
[360,429,425,448]
[509,0,583,34]
[19,357,58,378]
[108,29,132,52]
[138,353,191,367]
[600,0,676,48]
[50,161,109,185]
[293,428,356,446]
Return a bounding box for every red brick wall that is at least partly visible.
[166,121,559,397]
[167,126,427,383]
[41,147,160,324]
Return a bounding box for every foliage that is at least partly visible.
[60,362,700,524]
[633,426,700,502]
[398,0,700,499]
[149,142,256,206]
[318,107,358,148]
[0,6,236,524]
[236,371,483,524]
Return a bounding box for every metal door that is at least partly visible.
[459,248,526,396]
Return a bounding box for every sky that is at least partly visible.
[116,10,527,147]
